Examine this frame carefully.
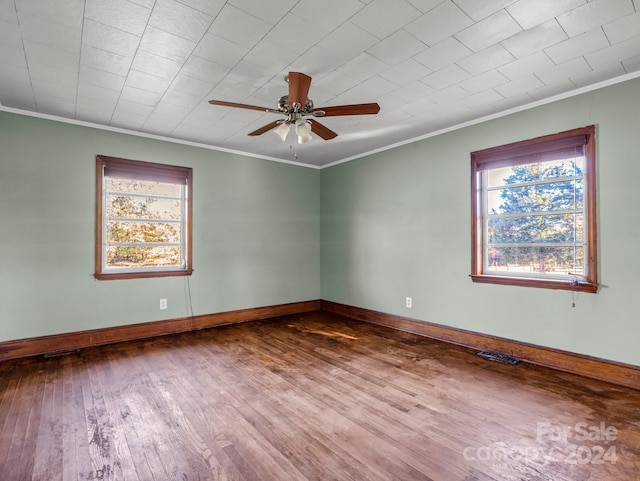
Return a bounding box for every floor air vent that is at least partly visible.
[477,350,521,365]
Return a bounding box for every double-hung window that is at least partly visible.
[95,155,193,280]
[471,126,597,292]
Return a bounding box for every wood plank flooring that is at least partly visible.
[1,311,639,481]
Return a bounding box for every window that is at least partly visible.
[95,155,193,280]
[471,126,597,293]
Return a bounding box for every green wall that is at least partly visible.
[0,111,320,341]
[3,77,640,368]
[321,76,640,367]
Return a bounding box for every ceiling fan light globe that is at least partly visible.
[298,134,312,144]
[273,123,290,142]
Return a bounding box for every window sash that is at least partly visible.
[470,126,597,293]
[95,155,193,280]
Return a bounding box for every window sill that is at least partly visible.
[470,274,598,293]
[95,269,193,281]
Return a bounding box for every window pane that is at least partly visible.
[106,245,183,268]
[488,179,583,214]
[486,246,584,276]
[488,213,583,244]
[486,158,582,187]
[106,194,182,220]
[106,220,181,244]
[106,178,182,197]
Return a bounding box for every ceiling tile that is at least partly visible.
[603,11,640,44]
[336,52,389,81]
[209,5,271,48]
[422,64,471,89]
[129,0,155,9]
[0,81,36,110]
[493,74,544,97]
[380,58,432,86]
[536,56,592,84]
[162,88,205,109]
[192,32,248,68]
[0,20,23,49]
[291,0,364,31]
[139,26,197,63]
[390,79,435,101]
[405,0,444,14]
[33,93,77,117]
[79,65,126,91]
[77,82,121,103]
[367,29,426,65]
[259,12,327,55]
[125,70,174,94]
[570,63,627,87]
[351,0,422,39]
[119,85,163,106]
[544,28,610,65]
[84,0,151,36]
[17,12,82,52]
[317,22,379,66]
[460,88,505,109]
[501,19,568,59]
[455,10,523,53]
[528,79,576,100]
[0,44,27,69]
[507,0,585,30]
[83,18,141,58]
[75,99,116,124]
[131,50,184,80]
[456,44,515,75]
[585,35,640,70]
[110,108,149,130]
[15,0,84,28]
[413,37,472,71]
[405,1,473,46]
[169,72,214,96]
[290,46,343,79]
[228,0,296,24]
[32,77,77,101]
[175,0,225,17]
[454,0,517,21]
[149,0,214,42]
[0,1,18,23]
[23,39,79,72]
[180,55,227,83]
[557,0,635,37]
[226,60,278,88]
[622,54,640,72]
[80,46,132,77]
[426,84,470,106]
[497,51,555,80]
[29,62,78,88]
[459,70,508,93]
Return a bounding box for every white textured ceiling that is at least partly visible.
[1,0,640,167]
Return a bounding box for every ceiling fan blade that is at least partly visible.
[248,120,282,136]
[309,119,338,140]
[208,99,271,112]
[288,72,312,109]
[313,103,380,117]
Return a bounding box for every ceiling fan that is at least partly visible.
[208,72,380,144]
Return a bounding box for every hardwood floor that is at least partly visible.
[1,311,638,481]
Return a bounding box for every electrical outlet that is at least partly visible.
[406,297,412,308]
[160,298,167,310]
